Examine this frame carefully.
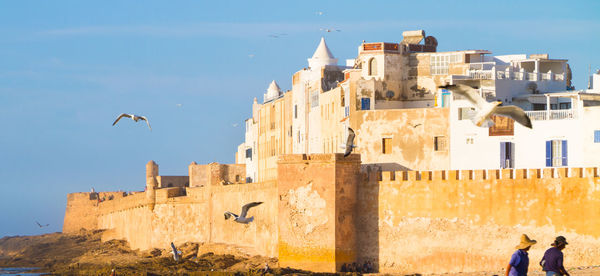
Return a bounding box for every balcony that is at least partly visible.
[525,109,577,121]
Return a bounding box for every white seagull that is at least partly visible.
[439,84,532,129]
[343,127,356,157]
[170,242,182,262]
[112,113,152,131]
[320,28,341,33]
[224,202,263,224]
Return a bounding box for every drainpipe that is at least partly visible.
[546,94,550,120]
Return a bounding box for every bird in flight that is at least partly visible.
[224,202,263,224]
[320,28,341,33]
[35,221,49,228]
[439,84,532,129]
[343,127,356,157]
[112,113,152,131]
[315,11,324,16]
[268,33,287,38]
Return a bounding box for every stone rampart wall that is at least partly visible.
[71,182,278,256]
[357,167,600,274]
[64,159,600,274]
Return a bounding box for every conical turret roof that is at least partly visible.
[264,80,282,102]
[308,37,338,68]
[311,37,335,60]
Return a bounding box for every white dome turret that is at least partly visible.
[263,80,282,102]
[308,37,338,69]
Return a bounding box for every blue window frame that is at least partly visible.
[594,130,600,143]
[361,98,371,110]
[546,140,567,167]
[245,148,252,160]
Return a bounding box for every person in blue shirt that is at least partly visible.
[540,236,570,276]
[506,234,537,276]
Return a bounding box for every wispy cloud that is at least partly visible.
[39,22,322,38]
[37,18,600,40]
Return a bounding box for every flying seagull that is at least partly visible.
[439,84,532,129]
[320,28,341,33]
[35,221,49,228]
[112,113,152,131]
[224,202,263,224]
[343,127,356,157]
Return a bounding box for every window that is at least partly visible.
[382,138,392,154]
[434,136,447,151]
[345,106,350,117]
[595,130,600,143]
[297,131,301,143]
[546,140,567,167]
[458,107,475,120]
[311,90,319,108]
[430,53,462,75]
[559,102,571,109]
[294,105,298,119]
[245,148,252,160]
[500,142,514,168]
[368,58,377,76]
[361,98,371,110]
[466,137,474,144]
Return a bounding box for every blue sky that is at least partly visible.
[1,1,599,237]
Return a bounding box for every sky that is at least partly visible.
[0,0,599,237]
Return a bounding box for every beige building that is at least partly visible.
[237,29,576,181]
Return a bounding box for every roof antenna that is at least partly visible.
[588,64,592,89]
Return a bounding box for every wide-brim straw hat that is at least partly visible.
[516,234,537,249]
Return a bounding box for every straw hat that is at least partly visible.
[515,234,537,249]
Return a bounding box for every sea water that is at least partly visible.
[0,267,43,275]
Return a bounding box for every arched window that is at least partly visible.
[368,58,377,76]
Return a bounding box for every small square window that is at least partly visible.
[361,98,371,110]
[382,138,392,154]
[434,136,447,151]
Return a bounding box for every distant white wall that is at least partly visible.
[449,100,600,170]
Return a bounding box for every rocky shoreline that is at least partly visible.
[1,230,599,275]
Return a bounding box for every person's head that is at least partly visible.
[552,236,568,250]
[515,234,537,251]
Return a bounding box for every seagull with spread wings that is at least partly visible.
[35,221,49,228]
[343,127,356,157]
[224,202,263,224]
[112,113,152,131]
[439,84,532,129]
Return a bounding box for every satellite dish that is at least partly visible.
[385,90,395,99]
[425,36,438,47]
[526,82,538,94]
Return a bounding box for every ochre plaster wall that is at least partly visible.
[357,167,600,274]
[351,108,450,171]
[277,154,361,272]
[69,182,278,257]
[64,159,600,274]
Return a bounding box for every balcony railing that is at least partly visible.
[469,70,565,82]
[525,109,577,121]
[468,70,493,79]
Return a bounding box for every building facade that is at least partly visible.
[237,30,600,181]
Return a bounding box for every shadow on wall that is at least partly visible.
[356,171,380,272]
[362,163,411,174]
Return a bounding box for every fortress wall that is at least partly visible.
[358,167,600,274]
[77,182,278,255]
[63,193,99,233]
[157,176,189,188]
[210,181,278,256]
